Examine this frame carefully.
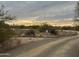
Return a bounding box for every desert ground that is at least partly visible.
[0,30,79,57]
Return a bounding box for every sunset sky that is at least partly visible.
[1,1,77,26]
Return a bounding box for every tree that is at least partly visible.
[0,5,15,43]
[39,23,51,32]
[38,23,58,35]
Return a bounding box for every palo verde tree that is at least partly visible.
[39,23,58,35]
[0,5,16,43]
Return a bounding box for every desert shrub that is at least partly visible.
[0,21,15,43]
[39,23,53,32]
[24,29,35,37]
[0,5,15,45]
[49,29,58,35]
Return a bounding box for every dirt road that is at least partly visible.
[2,35,79,57]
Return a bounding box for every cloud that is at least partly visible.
[0,1,77,21]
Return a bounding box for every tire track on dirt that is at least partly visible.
[35,35,79,57]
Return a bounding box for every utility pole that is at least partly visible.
[74,2,79,31]
[74,2,79,26]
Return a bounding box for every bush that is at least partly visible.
[24,29,35,37]
[49,29,58,35]
[0,5,15,44]
[39,23,53,32]
[0,21,15,43]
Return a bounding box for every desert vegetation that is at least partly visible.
[0,1,79,53]
[0,5,21,52]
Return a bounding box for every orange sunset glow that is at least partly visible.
[6,18,74,26]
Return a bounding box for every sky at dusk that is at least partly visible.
[0,1,77,20]
[0,1,77,26]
